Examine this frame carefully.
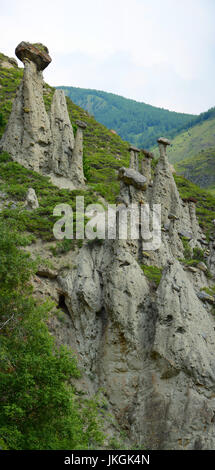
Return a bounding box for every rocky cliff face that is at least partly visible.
[0,42,85,187]
[53,139,215,450]
[1,42,215,449]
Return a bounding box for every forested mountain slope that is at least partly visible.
[57,85,197,148]
[158,115,215,192]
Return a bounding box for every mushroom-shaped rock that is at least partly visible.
[140,149,154,182]
[197,262,208,273]
[128,145,140,171]
[168,213,179,221]
[141,149,154,159]
[178,230,192,240]
[50,89,75,177]
[197,291,215,304]
[157,137,171,160]
[15,41,52,71]
[157,137,171,146]
[76,120,87,130]
[118,167,147,190]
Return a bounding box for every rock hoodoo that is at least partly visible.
[150,137,182,225]
[118,167,147,191]
[141,149,154,184]
[50,89,75,178]
[0,42,85,188]
[15,41,52,71]
[71,120,87,186]
[129,145,140,172]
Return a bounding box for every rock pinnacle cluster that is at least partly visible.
[56,138,215,450]
[0,42,86,187]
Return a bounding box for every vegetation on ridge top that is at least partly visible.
[152,114,215,192]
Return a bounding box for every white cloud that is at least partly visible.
[1,0,215,113]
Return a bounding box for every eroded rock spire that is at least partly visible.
[0,42,52,172]
[129,145,140,172]
[0,42,85,188]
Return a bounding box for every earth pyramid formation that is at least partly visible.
[55,139,215,450]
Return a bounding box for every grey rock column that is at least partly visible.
[189,201,199,239]
[157,137,171,168]
[150,137,182,225]
[25,188,39,209]
[70,120,87,186]
[141,149,154,183]
[117,166,147,207]
[129,145,140,171]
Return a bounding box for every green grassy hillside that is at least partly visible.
[167,118,215,164]
[152,114,215,191]
[57,86,196,149]
[170,118,215,192]
[1,50,215,453]
[174,174,215,237]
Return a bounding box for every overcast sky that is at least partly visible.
[1,0,215,114]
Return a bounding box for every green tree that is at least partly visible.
[0,221,104,449]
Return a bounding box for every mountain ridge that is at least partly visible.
[160,116,215,192]
[57,85,197,148]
